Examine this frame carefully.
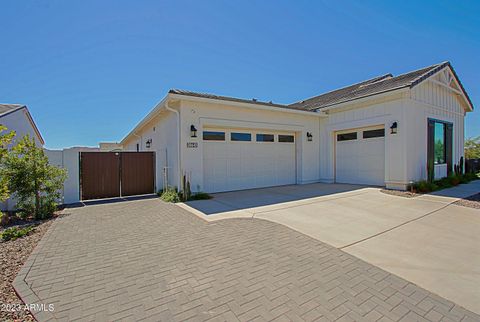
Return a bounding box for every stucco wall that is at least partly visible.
[122,111,179,191]
[0,109,43,211]
[45,147,100,204]
[0,108,42,147]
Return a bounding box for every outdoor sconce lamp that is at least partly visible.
[390,122,398,134]
[307,132,313,141]
[190,125,198,138]
[145,139,152,148]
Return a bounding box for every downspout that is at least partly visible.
[165,100,181,189]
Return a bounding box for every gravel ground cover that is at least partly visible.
[454,193,480,209]
[380,189,420,198]
[0,218,54,322]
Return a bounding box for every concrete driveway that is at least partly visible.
[182,181,480,314]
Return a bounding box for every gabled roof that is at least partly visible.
[169,89,310,111]
[289,61,474,111]
[0,104,24,117]
[0,104,45,145]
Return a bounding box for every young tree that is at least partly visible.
[465,136,480,159]
[0,125,15,201]
[1,135,67,219]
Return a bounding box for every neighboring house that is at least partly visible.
[117,61,473,193]
[0,104,45,210]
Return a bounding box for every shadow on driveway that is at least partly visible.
[184,183,368,215]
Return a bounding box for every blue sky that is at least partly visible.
[1,0,479,149]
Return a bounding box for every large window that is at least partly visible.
[203,131,225,141]
[434,122,445,164]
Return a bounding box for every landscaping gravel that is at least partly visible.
[0,219,53,322]
[380,189,420,198]
[454,193,480,209]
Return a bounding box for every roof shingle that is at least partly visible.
[289,62,452,110]
[0,104,24,117]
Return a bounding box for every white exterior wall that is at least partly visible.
[178,100,321,192]
[0,109,43,211]
[0,108,43,147]
[122,111,179,191]
[406,78,467,182]
[319,92,408,189]
[45,147,100,204]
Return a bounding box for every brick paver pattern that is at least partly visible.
[17,199,480,321]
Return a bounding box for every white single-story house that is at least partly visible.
[118,61,473,193]
[0,104,45,210]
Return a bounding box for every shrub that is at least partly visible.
[160,188,180,203]
[189,192,212,200]
[0,212,9,226]
[0,135,67,220]
[1,226,34,241]
[448,175,461,186]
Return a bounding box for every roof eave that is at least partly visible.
[169,93,327,117]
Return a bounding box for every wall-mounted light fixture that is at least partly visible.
[306,132,313,141]
[190,125,197,138]
[390,122,398,134]
[146,139,152,148]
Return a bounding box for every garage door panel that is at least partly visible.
[336,129,385,186]
[203,130,296,193]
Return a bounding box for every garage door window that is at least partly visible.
[231,132,251,141]
[363,129,385,139]
[203,131,225,141]
[256,134,274,142]
[278,135,294,143]
[337,132,357,141]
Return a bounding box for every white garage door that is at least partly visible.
[335,127,385,186]
[203,129,296,193]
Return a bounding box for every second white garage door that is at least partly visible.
[335,127,385,186]
[203,129,296,193]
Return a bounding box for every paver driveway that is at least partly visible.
[15,198,479,321]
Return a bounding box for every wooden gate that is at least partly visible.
[80,152,155,200]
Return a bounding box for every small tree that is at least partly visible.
[0,125,15,202]
[465,136,480,159]
[1,135,67,219]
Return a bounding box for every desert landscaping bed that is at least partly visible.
[380,189,419,198]
[453,193,480,209]
[0,218,54,322]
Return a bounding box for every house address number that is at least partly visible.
[187,142,198,148]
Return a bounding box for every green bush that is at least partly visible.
[0,212,8,226]
[189,192,212,200]
[410,172,478,193]
[1,226,34,241]
[160,188,180,203]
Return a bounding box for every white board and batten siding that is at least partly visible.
[408,72,467,181]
